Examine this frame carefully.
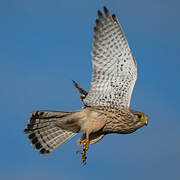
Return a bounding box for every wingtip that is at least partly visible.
[103,6,110,17]
[72,80,76,87]
[72,80,78,87]
[93,26,98,32]
[95,19,100,25]
[112,14,116,21]
[97,10,103,18]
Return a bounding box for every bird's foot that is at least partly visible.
[77,132,89,164]
[76,149,87,164]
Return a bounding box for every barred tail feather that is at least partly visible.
[24,110,79,155]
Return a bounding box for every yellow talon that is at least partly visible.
[77,150,87,164]
[77,132,89,164]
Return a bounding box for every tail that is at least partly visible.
[24,110,80,155]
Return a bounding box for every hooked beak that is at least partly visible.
[144,116,148,126]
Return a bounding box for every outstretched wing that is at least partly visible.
[83,7,137,108]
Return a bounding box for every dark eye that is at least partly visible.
[137,115,142,119]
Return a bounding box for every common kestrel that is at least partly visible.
[24,7,148,164]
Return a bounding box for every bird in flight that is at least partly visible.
[24,6,148,164]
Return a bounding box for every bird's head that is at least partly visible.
[130,110,149,127]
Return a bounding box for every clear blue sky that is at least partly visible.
[0,0,180,179]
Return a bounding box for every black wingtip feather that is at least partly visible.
[97,10,103,17]
[103,6,110,17]
[112,14,118,22]
[96,19,100,25]
[94,26,98,32]
[72,80,88,96]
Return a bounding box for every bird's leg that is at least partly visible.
[76,149,87,164]
[81,131,89,150]
[77,131,89,164]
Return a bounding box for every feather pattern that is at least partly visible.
[83,7,137,108]
[24,111,78,155]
